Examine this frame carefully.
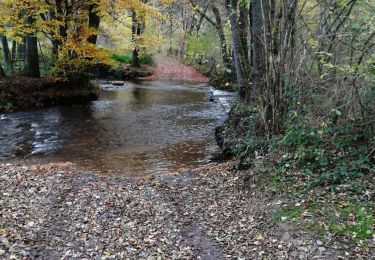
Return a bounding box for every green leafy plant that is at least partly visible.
[110,53,154,65]
[277,98,375,188]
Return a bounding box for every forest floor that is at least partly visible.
[144,56,209,83]
[1,162,372,259]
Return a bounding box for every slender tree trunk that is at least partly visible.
[0,35,12,69]
[251,0,264,101]
[88,2,101,44]
[11,40,16,61]
[17,37,26,61]
[169,9,173,54]
[25,17,40,77]
[248,2,253,68]
[211,6,230,71]
[239,3,249,70]
[0,64,5,78]
[16,39,25,73]
[54,0,68,56]
[48,8,59,57]
[52,40,59,57]
[131,9,140,67]
[227,0,247,96]
[189,1,231,74]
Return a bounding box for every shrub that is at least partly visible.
[110,53,154,65]
[221,94,374,188]
[110,53,132,64]
[281,106,374,187]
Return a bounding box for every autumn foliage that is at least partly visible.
[0,0,168,78]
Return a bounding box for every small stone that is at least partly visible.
[0,249,5,256]
[318,247,326,252]
[295,239,303,246]
[27,221,34,227]
[1,238,9,248]
[282,232,291,241]
[316,240,323,246]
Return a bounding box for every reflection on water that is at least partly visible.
[0,80,235,176]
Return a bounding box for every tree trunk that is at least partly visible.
[0,35,12,69]
[248,3,253,69]
[52,39,59,57]
[47,8,59,57]
[131,9,140,67]
[54,0,68,55]
[239,3,249,70]
[17,37,26,61]
[169,8,173,55]
[251,0,264,101]
[11,40,17,61]
[25,17,40,77]
[88,2,101,44]
[211,6,230,71]
[0,64,5,78]
[227,0,247,96]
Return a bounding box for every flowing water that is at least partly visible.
[0,80,235,176]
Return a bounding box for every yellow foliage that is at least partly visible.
[0,0,168,74]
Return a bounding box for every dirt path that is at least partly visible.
[145,56,209,83]
[1,162,367,259]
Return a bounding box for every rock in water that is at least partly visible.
[111,81,125,86]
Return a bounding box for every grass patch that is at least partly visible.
[270,199,374,243]
[271,205,304,225]
[326,203,374,240]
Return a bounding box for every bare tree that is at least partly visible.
[189,0,230,71]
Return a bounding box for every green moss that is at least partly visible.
[271,205,304,224]
[326,203,374,240]
[270,200,374,242]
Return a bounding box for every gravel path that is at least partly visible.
[0,163,371,259]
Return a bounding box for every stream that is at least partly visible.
[0,80,235,176]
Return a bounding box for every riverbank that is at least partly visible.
[1,162,372,259]
[106,64,155,80]
[0,56,210,113]
[0,77,99,112]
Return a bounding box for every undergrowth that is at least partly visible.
[110,53,154,65]
[218,92,375,243]
[0,92,13,111]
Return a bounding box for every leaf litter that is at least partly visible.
[0,162,373,259]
